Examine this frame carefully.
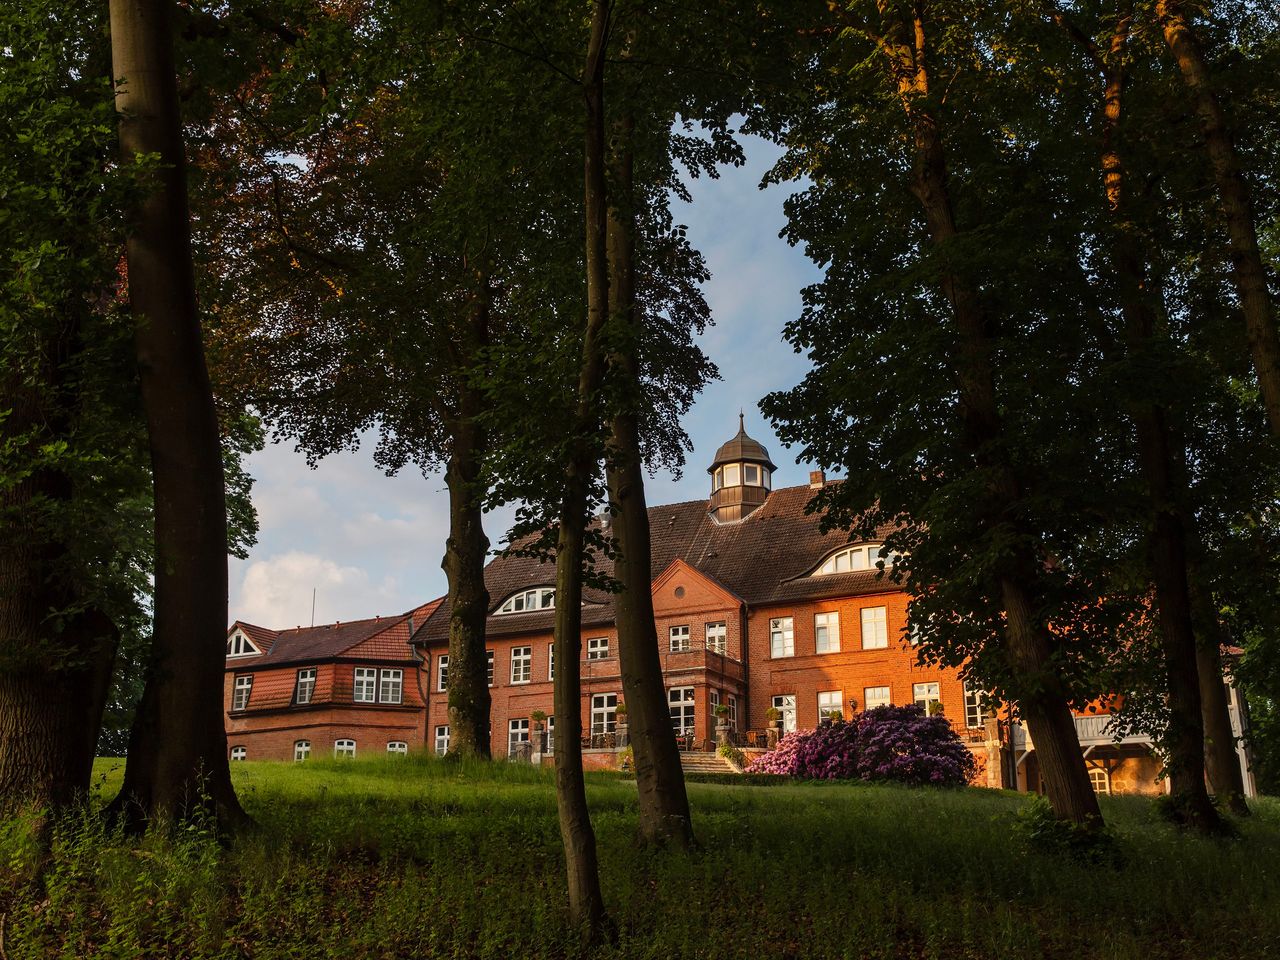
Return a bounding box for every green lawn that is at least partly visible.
[2,757,1277,959]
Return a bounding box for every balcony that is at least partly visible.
[1011,714,1153,753]
[580,642,744,684]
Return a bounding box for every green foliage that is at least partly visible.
[1013,795,1122,867]
[716,743,746,768]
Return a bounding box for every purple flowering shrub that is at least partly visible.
[743,705,976,787]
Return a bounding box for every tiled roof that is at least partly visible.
[228,598,442,668]
[413,483,900,645]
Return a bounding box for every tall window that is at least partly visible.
[743,464,760,485]
[864,686,891,711]
[705,621,727,655]
[387,741,408,755]
[232,675,253,711]
[226,632,260,657]
[545,716,555,754]
[548,643,555,681]
[860,607,888,650]
[818,689,843,721]
[964,680,986,729]
[710,689,720,723]
[669,625,691,652]
[814,612,840,654]
[230,745,247,761]
[294,740,310,762]
[728,694,738,730]
[771,694,797,733]
[487,650,494,686]
[587,637,609,660]
[497,587,555,614]
[434,725,450,756]
[669,687,695,734]
[590,693,618,735]
[511,646,532,684]
[294,667,316,705]
[913,682,941,715]
[508,719,530,756]
[354,667,377,703]
[379,668,403,704]
[770,617,794,658]
[436,654,449,692]
[334,739,356,758]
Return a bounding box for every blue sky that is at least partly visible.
[227,135,824,628]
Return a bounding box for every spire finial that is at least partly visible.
[738,409,745,433]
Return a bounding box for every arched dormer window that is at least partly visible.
[812,543,889,577]
[497,587,555,615]
[226,630,261,658]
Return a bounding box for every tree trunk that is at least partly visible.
[604,108,695,850]
[1155,0,1280,436]
[108,0,247,833]
[875,2,1101,826]
[442,300,492,758]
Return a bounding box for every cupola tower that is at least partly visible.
[708,414,776,523]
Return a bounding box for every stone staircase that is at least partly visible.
[679,751,735,776]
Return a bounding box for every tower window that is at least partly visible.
[744,464,760,485]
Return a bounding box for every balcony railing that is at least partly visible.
[1011,714,1153,752]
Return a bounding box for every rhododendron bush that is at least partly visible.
[744,705,976,787]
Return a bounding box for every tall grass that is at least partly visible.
[1,756,1276,959]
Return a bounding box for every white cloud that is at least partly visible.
[234,550,401,628]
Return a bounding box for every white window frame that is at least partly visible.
[545,715,555,754]
[669,624,691,652]
[294,667,317,705]
[354,667,377,703]
[230,745,247,761]
[860,607,888,650]
[487,650,494,686]
[436,654,449,692]
[814,611,841,654]
[818,689,843,721]
[964,680,986,729]
[771,694,797,733]
[668,686,695,735]
[1089,766,1111,795]
[548,643,555,681]
[497,587,555,615]
[510,646,532,684]
[379,668,403,704]
[705,621,727,655]
[226,631,261,658]
[387,741,408,755]
[743,463,761,485]
[334,739,356,758]
[770,617,794,658]
[434,725,450,756]
[590,693,617,736]
[728,694,738,730]
[232,675,253,711]
[508,718,531,757]
[587,637,609,661]
[913,682,941,715]
[294,740,310,761]
[863,686,891,711]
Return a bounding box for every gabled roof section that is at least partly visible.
[651,558,743,608]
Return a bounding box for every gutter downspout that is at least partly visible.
[408,615,430,749]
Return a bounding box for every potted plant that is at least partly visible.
[765,706,782,730]
[530,709,547,730]
[826,709,844,723]
[713,703,730,722]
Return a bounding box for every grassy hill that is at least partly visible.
[2,757,1277,959]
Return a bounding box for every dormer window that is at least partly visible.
[813,543,886,576]
[226,631,261,658]
[497,587,555,615]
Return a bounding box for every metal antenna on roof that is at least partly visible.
[311,587,316,628]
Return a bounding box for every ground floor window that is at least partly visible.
[1089,766,1111,795]
[818,689,843,722]
[669,686,695,734]
[334,739,356,758]
[913,682,941,716]
[728,694,738,730]
[387,741,408,755]
[963,680,986,729]
[771,694,797,733]
[591,693,618,736]
[294,740,310,762]
[863,686,891,711]
[230,745,247,761]
[545,716,555,754]
[508,718,530,757]
[434,725,450,756]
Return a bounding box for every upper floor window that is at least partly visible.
[669,625,691,652]
[487,650,495,686]
[861,607,888,650]
[497,587,555,615]
[226,631,260,658]
[815,612,840,654]
[705,621,727,655]
[232,675,253,711]
[770,617,794,658]
[964,680,986,729]
[511,646,532,684]
[813,543,886,577]
[294,667,316,705]
[354,667,377,703]
[437,654,449,692]
[548,643,555,681]
[587,637,609,660]
[379,668,403,704]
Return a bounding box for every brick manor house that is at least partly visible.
[224,420,1258,798]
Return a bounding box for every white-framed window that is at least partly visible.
[913,682,941,715]
[814,543,884,576]
[545,716,555,754]
[669,624,691,652]
[1089,766,1111,795]
[334,739,356,758]
[510,646,532,684]
[487,650,494,686]
[815,612,840,654]
[705,621,727,655]
[232,675,253,711]
[907,618,923,646]
[294,667,317,705]
[436,654,449,692]
[669,686,695,734]
[508,719,530,756]
[226,631,260,658]
[964,680,986,729]
[771,694,797,733]
[379,668,403,704]
[743,463,761,485]
[861,607,888,650]
[710,689,720,723]
[713,466,723,491]
[434,725,450,756]
[387,741,408,755]
[230,745,247,761]
[497,587,555,615]
[590,693,617,735]
[294,740,310,761]
[354,667,377,703]
[728,694,738,730]
[723,463,741,486]
[587,637,609,660]
[770,617,794,658]
[818,689,843,722]
[548,643,555,681]
[864,686,891,711]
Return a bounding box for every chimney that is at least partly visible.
[809,470,826,490]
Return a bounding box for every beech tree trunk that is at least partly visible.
[876,2,1100,826]
[604,108,695,850]
[1155,0,1280,436]
[442,300,492,758]
[108,0,247,833]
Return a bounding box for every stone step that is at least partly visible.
[679,752,734,775]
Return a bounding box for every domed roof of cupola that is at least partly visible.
[708,413,777,473]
